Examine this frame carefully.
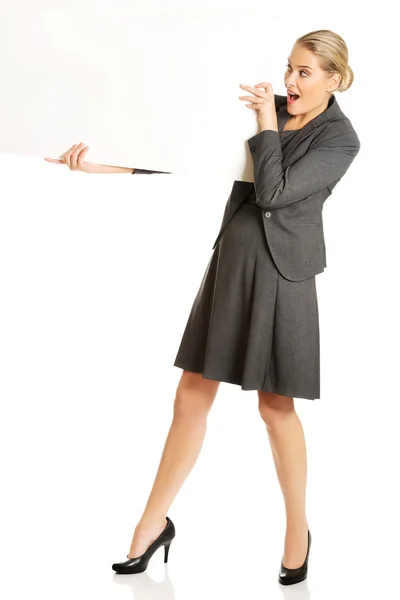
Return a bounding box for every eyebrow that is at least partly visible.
[287,58,313,70]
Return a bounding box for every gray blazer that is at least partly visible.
[133,93,361,281]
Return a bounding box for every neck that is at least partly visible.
[287,95,331,128]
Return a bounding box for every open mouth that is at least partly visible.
[287,91,300,102]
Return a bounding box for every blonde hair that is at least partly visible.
[295,29,354,93]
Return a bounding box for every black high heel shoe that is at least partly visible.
[278,529,311,585]
[112,516,175,574]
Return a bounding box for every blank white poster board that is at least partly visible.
[0,1,298,181]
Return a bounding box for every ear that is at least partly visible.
[328,73,341,92]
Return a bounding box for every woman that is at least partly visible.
[45,29,360,585]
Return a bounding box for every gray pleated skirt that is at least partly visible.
[173,191,320,400]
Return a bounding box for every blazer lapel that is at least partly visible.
[211,94,344,250]
[277,94,343,166]
[277,107,289,133]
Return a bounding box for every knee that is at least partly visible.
[258,391,295,428]
[173,387,214,421]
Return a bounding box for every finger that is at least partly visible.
[64,143,80,155]
[63,144,79,168]
[240,96,264,103]
[240,84,261,93]
[66,142,84,169]
[70,142,85,169]
[240,84,263,93]
[73,145,89,170]
[62,143,79,160]
[77,146,89,165]
[242,86,267,99]
[44,158,64,163]
[254,83,274,96]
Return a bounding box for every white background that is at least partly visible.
[1,0,287,180]
[0,1,399,599]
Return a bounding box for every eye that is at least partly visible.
[286,63,308,77]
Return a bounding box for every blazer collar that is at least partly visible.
[275,93,343,164]
[276,92,343,131]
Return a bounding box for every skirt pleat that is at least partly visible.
[173,194,320,400]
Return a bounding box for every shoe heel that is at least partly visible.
[112,516,176,574]
[164,540,172,563]
[278,529,311,586]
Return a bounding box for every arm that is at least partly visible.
[247,126,361,210]
[93,165,171,174]
[132,168,171,174]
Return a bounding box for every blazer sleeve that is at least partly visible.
[247,127,361,210]
[132,168,171,174]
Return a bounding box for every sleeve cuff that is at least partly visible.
[247,129,280,154]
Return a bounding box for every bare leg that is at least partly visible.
[128,370,220,558]
[258,391,309,569]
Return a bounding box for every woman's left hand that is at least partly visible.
[239,82,275,125]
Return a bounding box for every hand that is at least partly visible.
[239,82,275,126]
[44,142,103,173]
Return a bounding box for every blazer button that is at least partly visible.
[250,145,256,152]
[264,211,271,218]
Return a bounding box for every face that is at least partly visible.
[284,44,341,115]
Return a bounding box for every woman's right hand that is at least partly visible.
[44,142,104,174]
